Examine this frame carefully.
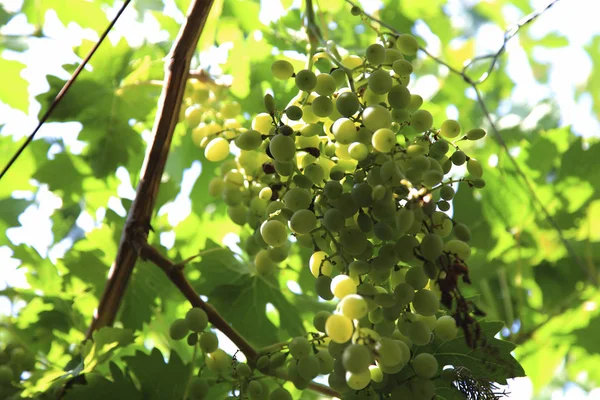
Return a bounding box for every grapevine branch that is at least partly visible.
[136,241,340,398]
[87,0,215,338]
[0,0,132,181]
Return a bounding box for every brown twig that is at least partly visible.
[86,0,215,339]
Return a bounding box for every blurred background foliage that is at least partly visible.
[0,0,599,398]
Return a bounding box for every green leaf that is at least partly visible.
[82,327,135,372]
[0,56,29,111]
[64,362,142,400]
[22,0,109,32]
[122,348,189,400]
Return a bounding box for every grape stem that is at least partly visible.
[137,242,341,398]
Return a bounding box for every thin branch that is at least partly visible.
[86,0,215,338]
[0,0,132,182]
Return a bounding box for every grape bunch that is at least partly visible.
[0,343,36,399]
[195,25,487,399]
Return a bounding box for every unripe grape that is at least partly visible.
[440,119,461,138]
[272,60,294,80]
[205,137,230,162]
[384,48,403,65]
[340,294,368,320]
[444,239,471,260]
[405,266,429,290]
[363,105,392,131]
[289,336,311,360]
[283,187,311,211]
[410,377,436,399]
[295,69,317,91]
[365,43,386,65]
[234,129,262,150]
[170,319,190,340]
[188,376,209,399]
[199,331,219,353]
[314,311,332,332]
[467,159,483,178]
[269,134,296,162]
[331,275,357,299]
[326,314,354,343]
[186,308,209,332]
[269,387,293,400]
[289,209,317,234]
[407,320,432,346]
[396,33,419,56]
[392,59,413,76]
[336,92,360,117]
[435,315,459,341]
[371,128,396,153]
[394,282,415,305]
[297,354,320,380]
[315,73,337,96]
[342,344,373,373]
[316,275,335,300]
[420,233,444,261]
[312,95,333,117]
[451,150,467,166]
[368,69,393,94]
[255,249,277,275]
[345,369,371,390]
[440,185,454,200]
[410,109,433,132]
[259,187,273,201]
[466,128,486,140]
[310,251,334,277]
[348,142,369,161]
[387,85,411,109]
[332,118,357,144]
[412,289,439,317]
[316,350,335,374]
[260,220,288,247]
[205,349,230,374]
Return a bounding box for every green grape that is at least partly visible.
[435,315,459,341]
[466,128,486,140]
[362,105,392,131]
[423,170,443,187]
[336,92,360,117]
[260,220,288,247]
[396,33,419,56]
[412,289,439,317]
[188,377,209,400]
[255,249,277,275]
[394,208,414,235]
[289,336,311,359]
[405,266,429,290]
[326,314,354,343]
[312,95,334,117]
[366,43,386,65]
[444,239,471,260]
[310,251,334,277]
[340,294,369,320]
[323,208,344,232]
[339,227,368,256]
[315,73,337,96]
[297,354,320,380]
[304,163,325,184]
[394,282,415,305]
[430,139,449,159]
[331,274,357,299]
[373,221,394,241]
[383,48,404,65]
[473,178,486,188]
[371,128,396,153]
[329,371,352,394]
[236,362,252,378]
[369,365,384,383]
[289,209,317,234]
[410,109,433,132]
[205,349,230,374]
[317,350,335,374]
[283,187,311,211]
[348,142,369,161]
[264,93,276,115]
[331,68,348,87]
[351,182,373,207]
[0,365,13,384]
[208,177,225,197]
[453,223,471,242]
[256,355,270,371]
[185,105,202,127]
[407,320,432,346]
[440,119,461,138]
[272,60,294,80]
[420,233,444,261]
[342,344,373,374]
[269,134,296,162]
[368,69,393,94]
[199,331,219,353]
[451,150,466,166]
[285,105,303,121]
[295,69,317,91]
[437,200,450,212]
[269,387,293,400]
[270,352,288,369]
[387,85,411,109]
[467,159,483,178]
[227,205,246,226]
[412,353,438,379]
[332,117,358,144]
[186,308,209,332]
[316,275,335,300]
[439,185,454,200]
[357,212,373,233]
[392,59,413,76]
[314,311,332,332]
[259,187,273,201]
[334,193,360,218]
[247,380,263,398]
[345,369,371,390]
[390,384,413,399]
[395,235,419,262]
[410,377,436,400]
[376,338,404,367]
[169,318,190,341]
[205,137,230,162]
[408,94,423,111]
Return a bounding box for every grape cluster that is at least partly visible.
[197,27,487,399]
[0,343,36,398]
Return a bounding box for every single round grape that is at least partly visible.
[420,233,444,261]
[395,235,419,262]
[272,60,294,80]
[205,137,230,162]
[336,92,360,117]
[259,187,273,201]
[332,117,358,144]
[408,95,423,111]
[392,59,413,76]
[376,338,404,367]
[440,119,461,138]
[384,48,404,65]
[410,377,436,399]
[304,162,324,184]
[444,239,471,260]
[169,318,190,341]
[342,344,373,374]
[295,69,317,91]
[283,187,311,212]
[316,275,335,300]
[326,314,354,343]
[312,95,334,117]
[473,178,486,188]
[260,220,288,247]
[451,150,466,166]
[289,336,311,360]
[440,185,454,200]
[453,223,471,242]
[247,380,263,398]
[351,182,373,207]
[423,170,443,187]
[255,249,277,275]
[235,362,252,378]
[188,376,209,399]
[264,93,276,115]
[297,354,320,380]
[323,208,344,233]
[289,209,317,234]
[435,315,459,341]
[394,282,415,305]
[199,331,219,353]
[366,43,386,65]
[317,350,335,374]
[412,289,439,317]
[396,33,419,56]
[269,134,296,162]
[234,129,262,151]
[387,85,411,109]
[368,69,393,94]
[314,311,332,332]
[410,109,433,132]
[340,294,368,320]
[363,105,392,131]
[339,227,368,256]
[269,387,293,400]
[345,369,371,390]
[205,349,230,374]
[348,142,369,161]
[466,127,486,140]
[310,251,334,277]
[405,266,429,290]
[407,320,432,346]
[186,308,209,332]
[315,73,337,96]
[331,274,357,299]
[285,105,303,121]
[430,139,449,159]
[371,128,396,153]
[467,159,483,178]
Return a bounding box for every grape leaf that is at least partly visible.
[64,361,142,400]
[0,56,29,111]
